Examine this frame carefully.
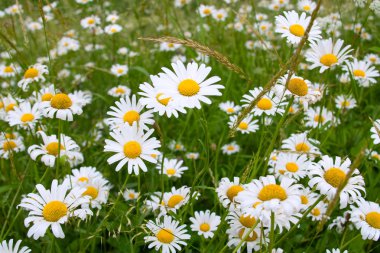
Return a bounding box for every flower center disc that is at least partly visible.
[295,142,310,152]
[238,122,248,130]
[46,142,65,156]
[323,167,346,188]
[353,69,365,77]
[42,93,54,101]
[258,184,287,201]
[314,115,325,123]
[5,103,16,112]
[226,185,244,201]
[43,200,68,222]
[178,79,200,96]
[311,208,321,216]
[257,98,272,110]
[156,93,171,106]
[123,141,142,159]
[166,168,176,175]
[238,228,258,242]
[157,228,174,243]
[288,78,308,96]
[21,113,35,122]
[200,223,210,232]
[4,66,14,73]
[24,68,39,79]
[123,110,140,126]
[301,195,309,204]
[3,141,17,151]
[115,88,125,94]
[289,24,305,37]
[239,215,256,228]
[83,186,99,199]
[320,54,338,67]
[78,177,88,182]
[303,5,311,11]
[285,162,299,172]
[167,194,184,208]
[366,212,380,229]
[50,94,73,109]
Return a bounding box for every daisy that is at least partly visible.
[212,8,228,21]
[168,140,186,152]
[185,152,199,160]
[159,42,181,51]
[104,123,161,174]
[68,166,103,186]
[158,61,224,109]
[350,198,380,241]
[28,131,84,168]
[328,211,353,233]
[156,158,188,178]
[145,215,190,253]
[123,188,139,201]
[364,53,380,65]
[79,177,111,209]
[139,76,186,118]
[106,13,119,23]
[222,142,240,155]
[241,87,286,116]
[236,175,302,223]
[308,201,328,221]
[108,85,131,97]
[228,114,259,134]
[0,64,20,78]
[219,101,241,114]
[368,150,380,162]
[71,90,92,107]
[160,186,197,215]
[344,58,379,87]
[80,15,100,29]
[306,38,353,73]
[281,132,320,155]
[370,119,380,145]
[276,73,319,101]
[190,210,221,239]
[326,249,348,253]
[57,37,80,56]
[18,179,93,239]
[32,84,57,104]
[0,137,25,159]
[270,152,311,180]
[275,10,321,45]
[335,95,356,110]
[305,106,334,128]
[0,239,31,253]
[227,223,268,253]
[216,177,245,208]
[17,64,48,91]
[6,101,42,130]
[198,4,214,17]
[40,92,83,121]
[105,95,154,131]
[110,64,128,77]
[308,155,365,208]
[298,186,319,211]
[298,0,316,13]
[104,24,122,34]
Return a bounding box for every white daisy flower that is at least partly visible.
[18,179,93,239]
[308,201,328,221]
[28,131,84,168]
[31,84,57,104]
[219,101,241,114]
[104,24,122,34]
[80,15,100,29]
[364,53,380,65]
[106,13,119,23]
[123,188,139,201]
[370,119,380,145]
[216,177,245,209]
[57,37,80,56]
[326,249,348,253]
[6,101,42,130]
[40,92,84,121]
[144,215,190,253]
[68,166,103,186]
[222,141,240,155]
[104,123,161,174]
[198,4,215,17]
[185,152,199,160]
[17,64,48,91]
[241,87,286,116]
[0,137,25,159]
[159,60,224,109]
[276,73,320,103]
[328,211,353,233]
[228,114,259,134]
[335,95,356,110]
[306,38,353,73]
[0,239,31,253]
[275,10,321,45]
[212,8,228,21]
[344,58,380,87]
[281,132,320,155]
[108,85,131,97]
[351,198,380,241]
[156,158,188,178]
[190,210,221,239]
[308,155,365,208]
[269,152,311,181]
[80,177,111,209]
[105,95,154,131]
[168,140,186,152]
[305,106,334,128]
[227,223,269,253]
[0,64,20,78]
[110,64,128,77]
[298,0,316,13]
[159,42,181,51]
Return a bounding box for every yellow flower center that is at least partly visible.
[258,184,287,201]
[117,68,124,74]
[200,223,210,232]
[167,194,184,208]
[353,69,365,77]
[303,5,311,11]
[115,88,125,94]
[156,93,171,106]
[203,9,211,15]
[4,66,14,73]
[156,228,174,243]
[111,28,117,33]
[21,113,35,123]
[178,79,200,96]
[366,212,380,229]
[238,122,248,130]
[3,141,17,151]
[129,193,135,199]
[257,98,272,110]
[83,186,98,199]
[166,168,176,175]
[288,78,308,96]
[311,208,321,216]
[87,18,95,25]
[324,167,346,188]
[24,68,39,79]
[50,94,73,109]
[217,13,223,19]
[301,195,309,205]
[295,142,310,152]
[227,145,235,151]
[168,43,174,48]
[42,93,54,101]
[123,141,142,159]
[42,201,68,222]
[226,108,235,113]
[5,133,16,139]
[285,162,299,172]
[5,103,16,112]
[369,57,376,63]
[239,215,256,228]
[341,100,350,107]
[289,24,305,37]
[238,228,258,242]
[226,185,244,202]
[46,142,65,156]
[320,54,338,67]
[123,110,140,126]
[314,115,325,123]
[78,177,88,182]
